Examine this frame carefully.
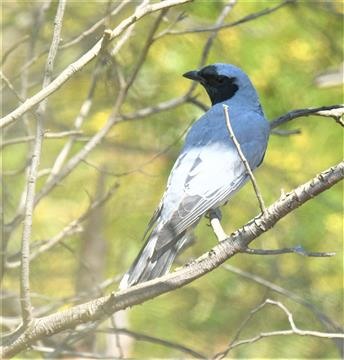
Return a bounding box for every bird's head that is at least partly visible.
[183,63,259,108]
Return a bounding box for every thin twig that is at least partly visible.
[19,0,66,327]
[60,1,129,49]
[35,0,163,202]
[6,182,119,268]
[156,0,295,38]
[1,35,30,65]
[186,0,237,95]
[1,131,83,149]
[187,96,209,112]
[242,246,336,257]
[188,101,344,129]
[221,264,342,333]
[98,328,207,359]
[4,66,190,245]
[3,5,191,244]
[26,4,168,219]
[83,119,192,178]
[0,0,192,129]
[213,299,344,359]
[270,104,344,129]
[270,128,301,136]
[198,0,237,68]
[0,71,25,103]
[2,161,343,357]
[223,104,266,213]
[45,62,101,184]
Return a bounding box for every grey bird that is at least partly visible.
[119,63,269,289]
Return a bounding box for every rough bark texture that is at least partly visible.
[2,161,343,358]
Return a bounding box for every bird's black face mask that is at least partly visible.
[183,65,239,106]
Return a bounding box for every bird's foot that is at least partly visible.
[207,209,228,242]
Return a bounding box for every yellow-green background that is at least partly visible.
[2,1,343,358]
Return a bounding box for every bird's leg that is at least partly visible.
[208,208,228,242]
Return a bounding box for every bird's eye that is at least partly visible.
[216,76,225,84]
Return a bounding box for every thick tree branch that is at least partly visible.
[2,161,343,358]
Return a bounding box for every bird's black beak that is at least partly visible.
[183,70,203,82]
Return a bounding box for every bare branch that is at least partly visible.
[0,71,25,103]
[223,104,266,212]
[120,93,192,121]
[98,328,207,359]
[2,161,342,357]
[187,102,344,129]
[5,182,119,268]
[0,0,192,129]
[221,264,342,333]
[198,0,237,67]
[1,35,30,65]
[1,131,82,149]
[270,128,301,136]
[45,62,101,184]
[157,0,295,37]
[60,1,129,49]
[270,104,344,129]
[19,0,66,327]
[3,76,193,248]
[242,246,336,257]
[187,96,209,112]
[213,299,344,359]
[83,120,192,178]
[3,4,178,242]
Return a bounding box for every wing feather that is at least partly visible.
[147,107,269,254]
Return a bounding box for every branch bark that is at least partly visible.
[270,105,344,129]
[0,0,192,129]
[223,104,266,212]
[213,298,344,359]
[19,0,66,327]
[2,161,343,358]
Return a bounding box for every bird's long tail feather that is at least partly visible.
[119,232,187,290]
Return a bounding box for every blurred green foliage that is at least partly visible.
[2,1,343,358]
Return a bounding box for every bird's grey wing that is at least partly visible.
[152,144,247,257]
[153,109,269,256]
[142,202,163,241]
[172,137,268,235]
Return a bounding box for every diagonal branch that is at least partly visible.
[2,161,343,358]
[0,0,192,129]
[221,264,342,333]
[213,298,344,359]
[270,104,344,129]
[157,0,294,38]
[98,328,206,359]
[223,104,266,212]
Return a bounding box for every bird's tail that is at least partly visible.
[119,230,187,290]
